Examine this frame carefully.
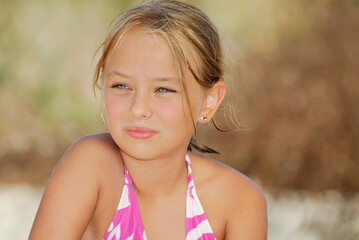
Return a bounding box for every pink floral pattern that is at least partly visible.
[103,153,216,240]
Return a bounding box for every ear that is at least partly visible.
[199,80,226,123]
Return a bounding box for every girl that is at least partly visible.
[29,1,267,239]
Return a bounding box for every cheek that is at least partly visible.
[104,93,128,120]
[154,98,183,120]
[155,98,194,134]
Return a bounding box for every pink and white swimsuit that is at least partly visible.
[103,153,216,240]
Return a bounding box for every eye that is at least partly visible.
[112,83,129,89]
[156,87,176,93]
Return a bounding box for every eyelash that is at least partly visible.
[157,87,176,93]
[112,84,176,93]
[113,84,129,89]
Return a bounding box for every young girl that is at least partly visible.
[29,1,267,239]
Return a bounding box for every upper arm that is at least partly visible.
[224,173,268,240]
[29,135,106,240]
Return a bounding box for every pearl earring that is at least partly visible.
[200,116,208,121]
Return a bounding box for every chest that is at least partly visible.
[139,198,187,240]
[84,174,226,239]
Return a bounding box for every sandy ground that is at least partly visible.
[0,184,358,240]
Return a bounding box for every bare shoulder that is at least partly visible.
[189,152,267,240]
[73,132,120,159]
[29,133,123,239]
[68,132,121,162]
[51,132,124,184]
[58,132,124,174]
[189,152,266,202]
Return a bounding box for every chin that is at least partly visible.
[119,142,187,161]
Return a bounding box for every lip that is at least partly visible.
[125,126,158,139]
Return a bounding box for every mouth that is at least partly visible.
[125,126,159,139]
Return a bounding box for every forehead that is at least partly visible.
[105,28,175,75]
[106,28,201,80]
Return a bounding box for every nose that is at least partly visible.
[130,91,152,120]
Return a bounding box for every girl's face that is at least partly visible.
[103,28,205,160]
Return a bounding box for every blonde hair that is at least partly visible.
[94,0,226,154]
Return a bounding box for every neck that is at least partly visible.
[120,149,189,199]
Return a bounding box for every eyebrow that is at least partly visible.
[106,70,180,83]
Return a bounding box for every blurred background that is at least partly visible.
[0,0,358,239]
